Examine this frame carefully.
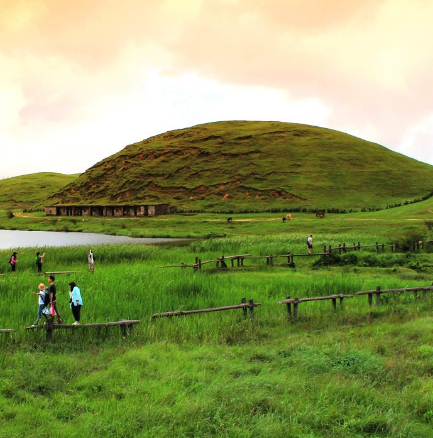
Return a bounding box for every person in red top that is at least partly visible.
[9,251,17,274]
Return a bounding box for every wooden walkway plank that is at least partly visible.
[151,299,261,320]
[44,271,81,275]
[26,319,141,341]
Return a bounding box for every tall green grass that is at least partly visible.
[2,239,433,437]
[1,239,432,346]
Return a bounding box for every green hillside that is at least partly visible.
[46,121,433,212]
[0,172,79,209]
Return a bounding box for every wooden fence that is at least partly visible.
[161,240,433,273]
[151,298,261,321]
[279,284,433,321]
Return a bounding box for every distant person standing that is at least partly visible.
[307,235,313,255]
[9,251,17,274]
[88,249,95,273]
[36,252,45,275]
[69,282,83,325]
[48,275,63,324]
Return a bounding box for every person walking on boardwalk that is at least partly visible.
[88,249,95,273]
[36,252,45,275]
[9,251,17,274]
[31,283,49,327]
[307,235,313,255]
[69,282,83,325]
[48,275,63,324]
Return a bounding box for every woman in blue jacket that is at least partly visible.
[68,282,83,325]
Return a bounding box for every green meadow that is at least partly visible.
[0,172,79,210]
[2,203,433,437]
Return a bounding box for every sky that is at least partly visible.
[1,0,433,179]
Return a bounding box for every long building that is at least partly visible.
[45,204,171,217]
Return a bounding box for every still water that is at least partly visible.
[0,230,182,250]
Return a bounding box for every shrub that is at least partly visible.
[393,228,425,252]
[6,210,14,219]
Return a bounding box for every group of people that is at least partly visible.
[7,249,95,274]
[31,275,83,327]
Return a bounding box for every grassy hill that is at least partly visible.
[0,172,79,210]
[44,121,433,212]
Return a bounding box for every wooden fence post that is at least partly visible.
[375,286,381,306]
[343,242,347,253]
[332,297,337,311]
[293,298,299,321]
[46,321,53,342]
[248,299,255,321]
[285,295,292,320]
[376,242,379,254]
[368,292,373,307]
[241,297,247,319]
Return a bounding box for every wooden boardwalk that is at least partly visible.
[26,319,141,341]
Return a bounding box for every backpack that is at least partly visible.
[43,291,50,306]
[306,237,309,244]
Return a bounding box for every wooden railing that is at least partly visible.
[279,284,433,321]
[151,298,261,321]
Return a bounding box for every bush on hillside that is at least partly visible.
[392,228,425,252]
[425,220,433,231]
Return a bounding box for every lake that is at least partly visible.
[0,230,184,249]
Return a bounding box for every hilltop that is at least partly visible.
[45,121,433,212]
[0,172,79,210]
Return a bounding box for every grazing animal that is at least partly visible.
[286,214,293,220]
[282,217,286,222]
[315,210,325,218]
[227,217,233,223]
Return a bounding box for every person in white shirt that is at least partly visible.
[88,249,95,272]
[307,235,313,255]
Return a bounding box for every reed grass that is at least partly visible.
[2,237,433,437]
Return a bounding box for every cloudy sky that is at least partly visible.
[1,0,433,179]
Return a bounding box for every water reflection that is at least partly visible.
[0,229,183,249]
